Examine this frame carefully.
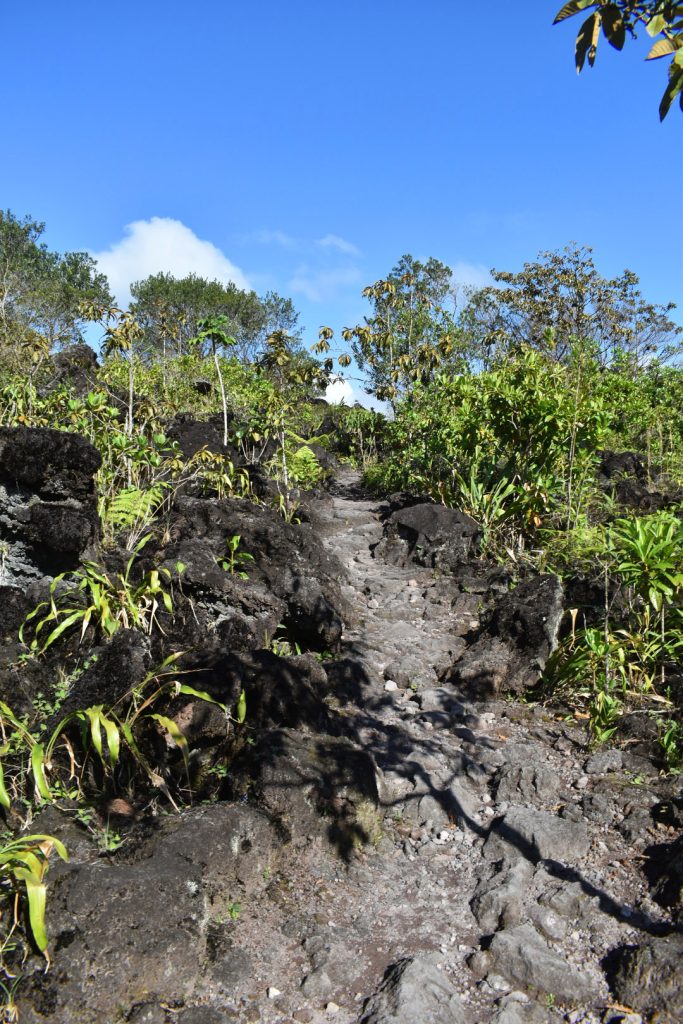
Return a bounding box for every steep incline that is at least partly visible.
[218,468,680,1024]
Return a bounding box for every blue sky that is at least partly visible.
[2,1,682,402]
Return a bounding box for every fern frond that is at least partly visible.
[99,485,167,534]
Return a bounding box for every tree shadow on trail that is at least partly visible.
[329,665,680,938]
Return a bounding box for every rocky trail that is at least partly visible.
[3,451,682,1024]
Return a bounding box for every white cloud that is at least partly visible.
[288,265,362,303]
[325,377,356,405]
[316,234,362,257]
[92,217,250,306]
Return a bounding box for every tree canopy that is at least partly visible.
[554,1,683,119]
[129,272,300,362]
[0,210,112,363]
[459,243,682,369]
[342,254,463,407]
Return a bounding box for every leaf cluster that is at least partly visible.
[554,1,683,118]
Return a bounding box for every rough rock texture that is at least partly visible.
[48,342,99,394]
[359,956,466,1024]
[175,648,333,733]
[597,448,682,511]
[484,805,590,864]
[151,494,350,651]
[19,805,281,1024]
[489,923,603,1003]
[2,460,679,1024]
[376,503,481,572]
[449,574,564,697]
[230,728,384,855]
[610,933,683,1021]
[0,426,101,580]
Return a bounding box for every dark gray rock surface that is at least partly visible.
[489,923,603,1002]
[359,956,466,1024]
[610,933,683,1020]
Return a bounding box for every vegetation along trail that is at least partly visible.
[1,226,682,1022]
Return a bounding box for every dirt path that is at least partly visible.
[218,469,678,1024]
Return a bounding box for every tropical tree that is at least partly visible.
[553,1,683,119]
[342,255,464,408]
[129,272,300,362]
[188,315,237,445]
[459,243,681,370]
[0,210,111,361]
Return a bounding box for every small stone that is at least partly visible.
[485,973,512,992]
[576,775,589,789]
[267,986,281,999]
[325,1003,340,1014]
[385,680,398,692]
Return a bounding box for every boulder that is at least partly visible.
[376,503,480,573]
[484,805,590,865]
[0,426,101,581]
[153,494,350,650]
[48,343,99,395]
[449,574,564,697]
[610,933,683,1021]
[359,956,466,1024]
[489,923,602,1003]
[230,728,385,857]
[597,449,679,511]
[16,804,280,1024]
[174,648,333,734]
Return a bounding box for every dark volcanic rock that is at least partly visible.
[53,629,152,721]
[175,648,333,734]
[0,426,101,580]
[597,448,679,511]
[610,933,683,1021]
[449,574,563,697]
[359,956,466,1024]
[645,833,683,922]
[0,584,33,639]
[376,503,480,572]
[167,412,241,462]
[230,728,384,857]
[0,426,101,502]
[17,804,280,1024]
[155,494,349,650]
[48,343,99,394]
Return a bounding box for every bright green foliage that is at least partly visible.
[368,344,608,554]
[553,1,683,118]
[0,834,68,955]
[597,362,683,483]
[217,535,255,578]
[546,510,683,747]
[287,445,325,490]
[20,537,180,653]
[608,511,683,611]
[336,407,384,468]
[660,718,682,772]
[130,271,300,362]
[0,660,247,833]
[98,484,168,548]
